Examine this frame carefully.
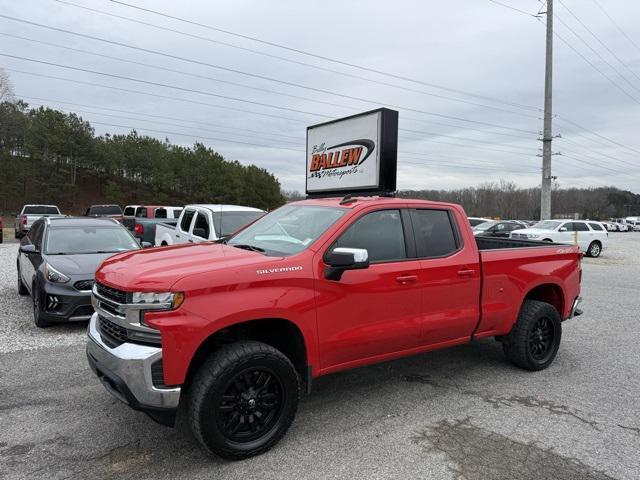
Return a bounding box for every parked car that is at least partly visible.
[468,216,491,227]
[601,222,617,232]
[473,220,528,238]
[85,205,124,223]
[14,204,62,238]
[87,196,583,459]
[17,216,142,327]
[122,204,142,225]
[611,218,631,232]
[122,205,182,231]
[130,206,183,244]
[155,204,265,246]
[511,219,608,257]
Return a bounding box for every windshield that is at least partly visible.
[89,206,122,215]
[213,211,266,237]
[473,221,496,231]
[24,206,59,215]
[532,220,562,230]
[45,226,140,254]
[228,205,346,256]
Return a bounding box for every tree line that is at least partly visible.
[0,98,285,214]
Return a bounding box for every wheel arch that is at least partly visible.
[523,282,565,318]
[184,317,309,390]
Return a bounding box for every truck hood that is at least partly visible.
[45,252,117,276]
[95,243,272,291]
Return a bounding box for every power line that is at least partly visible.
[487,0,540,18]
[0,14,537,133]
[52,0,540,118]
[592,0,640,55]
[558,137,638,168]
[1,32,538,140]
[557,0,640,87]
[556,115,640,156]
[105,0,540,112]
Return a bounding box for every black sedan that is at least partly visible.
[472,220,528,238]
[17,217,142,327]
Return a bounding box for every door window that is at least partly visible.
[410,209,459,258]
[588,222,604,231]
[155,208,167,219]
[334,210,406,263]
[31,222,45,250]
[566,222,589,232]
[193,212,210,239]
[180,209,196,232]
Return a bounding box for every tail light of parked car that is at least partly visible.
[134,223,144,236]
[20,215,27,225]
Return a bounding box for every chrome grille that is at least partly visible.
[96,282,128,304]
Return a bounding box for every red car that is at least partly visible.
[87,196,583,460]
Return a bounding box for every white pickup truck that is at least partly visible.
[14,204,63,238]
[154,204,266,246]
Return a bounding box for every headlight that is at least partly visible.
[131,291,184,310]
[44,262,70,283]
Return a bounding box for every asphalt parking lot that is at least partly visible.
[1,235,639,480]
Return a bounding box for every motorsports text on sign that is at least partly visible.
[305,108,398,196]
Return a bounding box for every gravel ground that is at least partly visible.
[1,234,639,479]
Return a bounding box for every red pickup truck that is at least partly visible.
[87,196,583,460]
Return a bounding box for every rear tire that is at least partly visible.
[188,341,300,460]
[502,299,561,371]
[586,241,601,258]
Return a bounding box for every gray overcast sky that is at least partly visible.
[1,0,640,193]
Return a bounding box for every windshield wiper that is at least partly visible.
[230,243,265,253]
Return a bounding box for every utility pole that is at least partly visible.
[540,0,553,220]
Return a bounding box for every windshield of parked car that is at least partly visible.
[213,211,266,237]
[473,221,496,231]
[532,220,562,230]
[89,206,122,215]
[45,226,140,254]
[24,206,59,214]
[227,205,346,256]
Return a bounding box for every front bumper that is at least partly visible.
[39,281,94,323]
[86,313,181,426]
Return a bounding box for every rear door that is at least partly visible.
[564,221,591,250]
[190,210,212,243]
[177,208,196,243]
[409,208,482,344]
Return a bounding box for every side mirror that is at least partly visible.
[20,244,38,254]
[192,227,207,239]
[324,247,369,281]
[141,241,153,248]
[559,227,568,232]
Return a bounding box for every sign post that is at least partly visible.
[305,108,399,197]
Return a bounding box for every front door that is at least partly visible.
[315,209,423,370]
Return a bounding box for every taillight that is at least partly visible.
[134,223,144,235]
[20,215,27,225]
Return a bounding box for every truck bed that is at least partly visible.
[476,236,559,250]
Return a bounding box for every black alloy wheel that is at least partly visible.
[217,368,284,443]
[528,316,554,363]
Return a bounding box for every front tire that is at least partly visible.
[17,266,29,295]
[502,300,561,371]
[188,341,300,460]
[32,284,50,328]
[586,241,601,258]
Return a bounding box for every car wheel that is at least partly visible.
[586,241,601,258]
[32,284,50,328]
[189,341,300,460]
[161,241,168,246]
[17,263,29,296]
[502,299,561,371]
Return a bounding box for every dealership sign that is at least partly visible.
[305,108,398,196]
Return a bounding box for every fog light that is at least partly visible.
[47,295,61,311]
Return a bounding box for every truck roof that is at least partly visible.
[186,204,265,212]
[290,196,461,210]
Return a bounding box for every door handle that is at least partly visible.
[396,275,417,284]
[176,234,180,238]
[457,269,475,277]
